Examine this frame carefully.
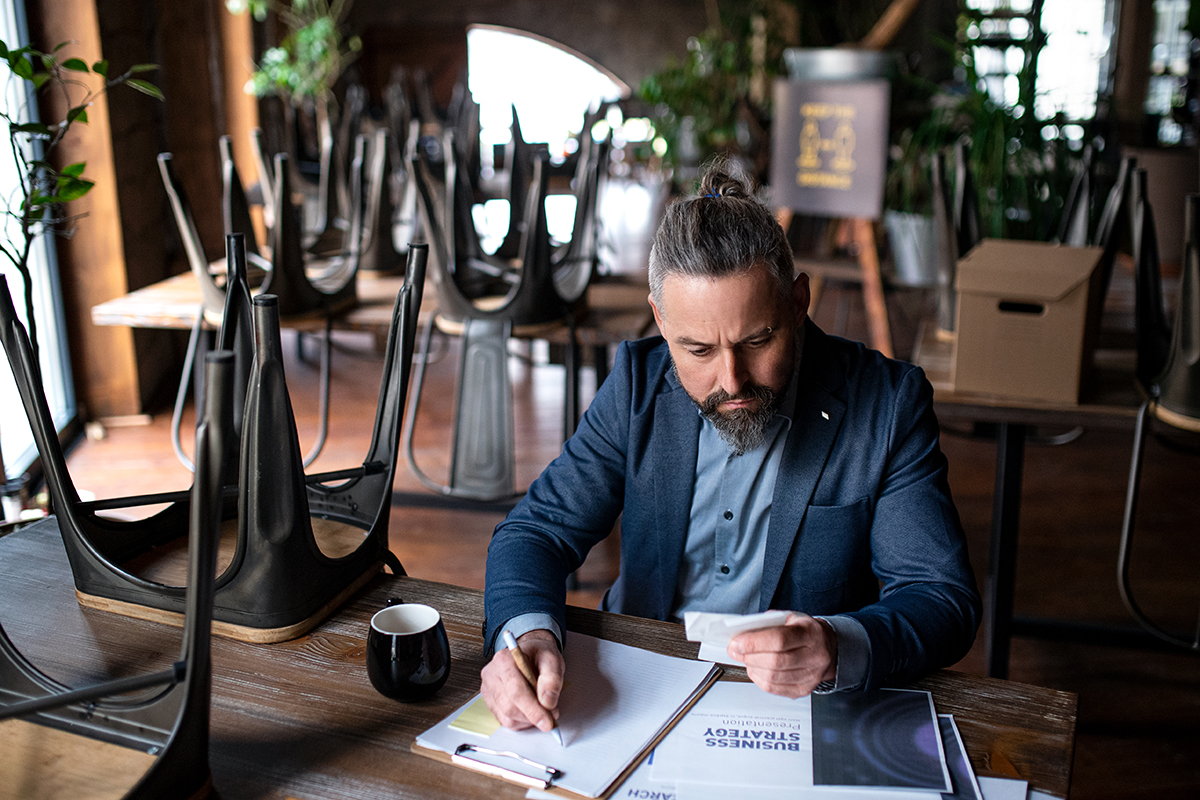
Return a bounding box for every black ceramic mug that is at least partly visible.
[366,599,451,701]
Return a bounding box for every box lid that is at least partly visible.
[956,239,1103,302]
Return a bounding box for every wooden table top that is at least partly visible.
[90,270,657,347]
[0,525,1075,799]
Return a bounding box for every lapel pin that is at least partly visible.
[821,411,830,420]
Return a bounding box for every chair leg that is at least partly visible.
[403,314,453,496]
[170,308,207,472]
[1118,401,1200,651]
[301,317,333,468]
[449,319,516,501]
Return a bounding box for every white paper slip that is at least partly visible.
[683,610,790,666]
[414,631,720,799]
[938,715,983,800]
[976,776,1028,800]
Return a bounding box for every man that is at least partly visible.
[480,160,980,735]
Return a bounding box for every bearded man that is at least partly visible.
[479,159,980,734]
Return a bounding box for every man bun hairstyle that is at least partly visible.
[648,156,794,308]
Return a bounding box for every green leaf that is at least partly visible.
[31,72,50,90]
[125,78,163,100]
[61,162,86,178]
[39,53,56,72]
[127,63,157,74]
[92,59,108,77]
[0,41,8,60]
[12,55,33,80]
[13,122,51,136]
[52,41,71,53]
[66,105,89,124]
[52,177,94,203]
[61,58,89,73]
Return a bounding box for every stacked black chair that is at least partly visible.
[1119,193,1200,652]
[1129,167,1174,390]
[358,128,407,276]
[953,136,982,258]
[1056,143,1094,247]
[0,318,231,798]
[0,237,426,641]
[931,150,958,334]
[404,122,605,500]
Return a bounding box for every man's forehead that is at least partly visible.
[658,269,784,319]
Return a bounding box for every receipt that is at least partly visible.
[683,610,791,666]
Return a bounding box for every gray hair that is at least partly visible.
[648,157,794,309]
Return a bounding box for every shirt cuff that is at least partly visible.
[812,615,870,693]
[499,613,564,652]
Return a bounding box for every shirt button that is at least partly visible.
[723,510,733,520]
[720,565,730,574]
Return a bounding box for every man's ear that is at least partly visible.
[791,272,811,323]
[649,292,666,334]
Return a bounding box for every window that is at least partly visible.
[1146,0,1194,144]
[964,0,1116,147]
[1,0,77,483]
[466,25,626,248]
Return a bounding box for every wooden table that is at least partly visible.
[91,269,656,444]
[0,524,1076,799]
[913,321,1151,678]
[90,270,655,346]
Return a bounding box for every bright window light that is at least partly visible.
[1035,0,1110,121]
[468,25,627,159]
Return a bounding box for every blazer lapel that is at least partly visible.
[759,322,847,611]
[651,377,700,618]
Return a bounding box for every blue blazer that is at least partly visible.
[484,321,981,689]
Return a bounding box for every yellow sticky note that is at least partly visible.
[449,697,502,736]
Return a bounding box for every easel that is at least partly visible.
[775,208,893,358]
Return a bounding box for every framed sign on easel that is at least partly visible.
[771,75,893,357]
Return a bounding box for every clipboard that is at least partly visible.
[411,632,722,799]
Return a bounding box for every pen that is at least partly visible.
[502,629,565,746]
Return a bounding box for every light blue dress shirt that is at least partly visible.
[501,372,870,692]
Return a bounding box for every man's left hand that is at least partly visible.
[727,613,837,698]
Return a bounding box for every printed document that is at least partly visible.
[651,681,950,793]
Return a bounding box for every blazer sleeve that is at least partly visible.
[847,365,982,689]
[482,342,637,654]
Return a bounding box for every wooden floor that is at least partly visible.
[35,280,1200,799]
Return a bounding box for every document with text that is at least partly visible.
[414,631,720,799]
[651,682,950,793]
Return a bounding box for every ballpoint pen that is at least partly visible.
[502,630,565,747]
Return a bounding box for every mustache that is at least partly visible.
[698,383,776,415]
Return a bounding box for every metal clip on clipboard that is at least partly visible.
[451,743,564,790]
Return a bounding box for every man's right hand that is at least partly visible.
[480,629,565,731]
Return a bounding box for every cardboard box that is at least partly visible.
[952,239,1104,403]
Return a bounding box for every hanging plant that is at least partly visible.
[226,0,361,103]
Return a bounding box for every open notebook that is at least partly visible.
[413,631,721,800]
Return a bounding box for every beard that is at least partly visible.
[670,323,804,456]
[697,382,780,456]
